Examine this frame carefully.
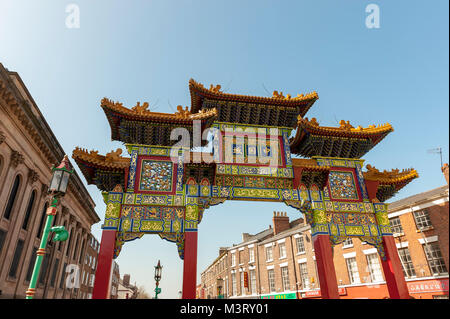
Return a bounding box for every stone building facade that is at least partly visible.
[0,63,101,299]
[200,174,449,299]
[110,261,120,299]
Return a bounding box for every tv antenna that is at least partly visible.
[427,147,443,168]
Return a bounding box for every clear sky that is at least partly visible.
[1,1,448,299]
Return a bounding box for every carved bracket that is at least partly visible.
[10,150,24,167]
[28,168,39,185]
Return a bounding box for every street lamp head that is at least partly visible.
[49,155,73,196]
[154,260,162,281]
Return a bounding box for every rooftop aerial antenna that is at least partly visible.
[427,147,443,168]
[262,83,271,96]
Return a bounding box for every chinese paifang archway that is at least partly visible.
[72,80,419,299]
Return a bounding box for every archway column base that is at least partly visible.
[381,235,410,299]
[313,234,340,299]
[92,229,116,299]
[182,231,198,299]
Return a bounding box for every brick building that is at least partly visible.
[0,63,102,299]
[75,234,100,299]
[200,173,449,299]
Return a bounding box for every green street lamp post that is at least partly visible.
[154,260,162,299]
[26,155,72,299]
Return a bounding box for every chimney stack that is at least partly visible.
[442,163,449,185]
[242,233,252,242]
[272,211,290,235]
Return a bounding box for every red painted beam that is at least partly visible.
[381,236,410,299]
[365,179,380,202]
[182,231,198,299]
[313,234,340,299]
[92,229,116,299]
[292,166,304,189]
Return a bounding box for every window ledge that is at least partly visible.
[342,245,354,249]
[393,232,405,237]
[416,226,434,232]
[297,251,306,255]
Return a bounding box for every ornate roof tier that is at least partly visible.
[292,158,330,189]
[189,79,318,128]
[289,117,393,158]
[101,98,218,146]
[72,147,130,192]
[363,165,419,202]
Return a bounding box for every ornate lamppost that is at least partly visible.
[154,260,162,299]
[26,155,72,299]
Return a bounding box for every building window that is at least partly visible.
[413,210,432,230]
[249,248,255,262]
[296,236,305,254]
[73,234,80,260]
[366,253,384,282]
[299,262,309,289]
[279,243,287,259]
[249,269,256,294]
[22,190,36,230]
[281,266,290,291]
[342,238,353,248]
[0,229,6,255]
[423,242,448,275]
[59,263,67,289]
[267,269,276,292]
[39,254,50,284]
[345,257,361,284]
[3,175,21,220]
[66,229,72,257]
[25,247,38,281]
[397,247,416,278]
[389,216,404,235]
[37,203,49,239]
[79,239,85,264]
[240,271,244,295]
[266,246,273,261]
[8,239,24,278]
[231,273,237,296]
[239,250,244,265]
[50,258,60,287]
[231,253,236,267]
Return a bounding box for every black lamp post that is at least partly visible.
[154,260,162,299]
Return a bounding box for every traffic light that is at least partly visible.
[50,226,69,242]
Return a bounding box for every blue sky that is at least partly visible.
[1,1,448,299]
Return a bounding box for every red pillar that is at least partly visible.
[380,236,410,299]
[313,234,340,299]
[182,231,198,299]
[92,229,116,299]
